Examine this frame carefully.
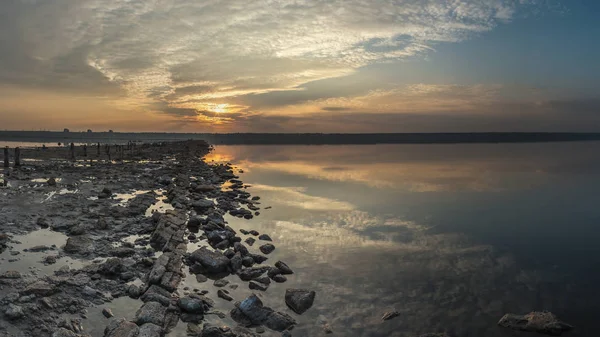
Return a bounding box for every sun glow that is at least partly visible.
[212,104,229,113]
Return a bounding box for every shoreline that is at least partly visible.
[0,140,310,337]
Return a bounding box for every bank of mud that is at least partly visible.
[0,141,314,337]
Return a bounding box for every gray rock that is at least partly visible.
[135,302,166,326]
[234,242,249,256]
[1,270,21,279]
[178,296,206,314]
[51,328,79,337]
[230,253,243,272]
[242,256,255,267]
[104,317,139,337]
[196,274,208,283]
[238,266,270,281]
[274,261,293,275]
[4,304,24,320]
[189,247,230,274]
[214,279,229,287]
[382,311,400,321]
[63,236,93,255]
[218,289,233,301]
[285,289,316,315]
[245,237,256,246]
[138,323,162,337]
[23,280,55,296]
[498,312,574,336]
[272,275,287,283]
[102,308,114,318]
[141,285,171,306]
[250,254,268,264]
[234,294,296,332]
[249,281,268,291]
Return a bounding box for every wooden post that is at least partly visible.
[106,144,111,161]
[70,143,75,161]
[14,147,20,167]
[97,142,100,156]
[83,144,87,157]
[3,147,8,168]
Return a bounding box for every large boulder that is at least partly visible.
[232,294,296,332]
[104,318,139,337]
[135,302,166,326]
[285,289,316,315]
[138,323,162,337]
[498,312,573,336]
[63,236,93,255]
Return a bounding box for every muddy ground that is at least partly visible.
[0,141,313,337]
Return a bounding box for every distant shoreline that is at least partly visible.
[2,131,600,145]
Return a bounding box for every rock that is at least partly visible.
[214,279,229,287]
[249,230,259,236]
[102,308,114,318]
[258,234,272,241]
[192,199,215,211]
[281,331,292,337]
[23,280,55,296]
[413,334,451,337]
[274,261,293,275]
[178,296,206,314]
[4,304,24,320]
[234,242,249,256]
[285,289,316,315]
[239,266,270,281]
[52,328,80,337]
[98,188,112,199]
[382,311,400,321]
[97,217,109,229]
[230,253,243,272]
[223,249,235,259]
[135,302,166,326]
[104,317,139,337]
[37,217,50,228]
[268,267,282,279]
[242,256,255,267]
[240,229,250,235]
[272,275,287,283]
[234,294,296,332]
[196,274,208,283]
[138,323,162,337]
[201,324,236,337]
[189,247,230,274]
[47,178,57,186]
[254,276,271,285]
[218,289,233,301]
[1,270,21,279]
[249,281,268,291]
[498,312,574,336]
[44,255,58,264]
[245,237,256,246]
[141,285,172,307]
[259,244,275,255]
[63,236,93,255]
[250,254,268,264]
[111,247,136,258]
[99,258,125,276]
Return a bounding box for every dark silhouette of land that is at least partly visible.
[2,131,600,145]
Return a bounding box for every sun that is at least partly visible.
[212,104,229,113]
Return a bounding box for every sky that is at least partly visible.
[0,0,599,133]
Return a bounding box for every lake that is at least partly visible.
[205,142,600,337]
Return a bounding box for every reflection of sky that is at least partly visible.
[209,143,600,337]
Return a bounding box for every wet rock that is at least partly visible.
[223,249,235,259]
[251,254,268,265]
[96,217,109,230]
[47,178,57,186]
[201,324,236,337]
[234,242,250,256]
[245,237,256,246]
[99,258,125,276]
[249,230,259,236]
[1,270,21,279]
[52,328,80,337]
[111,247,135,258]
[239,266,270,281]
[192,199,215,211]
[274,261,293,275]
[259,244,275,255]
[413,334,451,337]
[63,236,93,255]
[285,289,316,315]
[103,308,114,318]
[138,323,162,337]
[98,187,112,199]
[281,331,292,337]
[196,274,208,283]
[242,256,255,268]
[258,234,272,241]
[498,312,574,336]
[4,304,24,320]
[218,289,233,301]
[267,267,282,279]
[104,317,139,337]
[141,285,172,306]
[254,276,271,285]
[230,253,243,272]
[44,255,58,264]
[189,247,230,274]
[382,311,400,321]
[214,279,229,287]
[249,281,268,291]
[233,294,296,332]
[135,301,166,326]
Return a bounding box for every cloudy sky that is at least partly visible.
[0,0,598,132]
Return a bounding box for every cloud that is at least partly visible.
[0,0,547,126]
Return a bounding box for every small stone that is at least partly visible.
[217,289,233,301]
[102,308,114,318]
[272,275,287,283]
[249,281,268,291]
[1,270,21,279]
[274,261,293,275]
[259,244,275,255]
[47,178,57,186]
[382,311,400,321]
[196,274,208,283]
[258,234,272,241]
[244,237,256,246]
[498,312,574,336]
[44,255,58,264]
[249,230,259,236]
[256,326,266,334]
[240,229,250,235]
[213,279,229,287]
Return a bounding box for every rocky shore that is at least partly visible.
[0,141,314,337]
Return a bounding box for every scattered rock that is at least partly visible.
[259,244,275,255]
[382,311,400,321]
[218,289,233,301]
[135,302,166,326]
[104,317,139,337]
[274,261,293,275]
[37,217,50,228]
[239,266,270,281]
[285,289,316,315]
[249,281,269,291]
[4,304,24,320]
[214,279,229,287]
[63,236,93,255]
[189,247,230,274]
[102,308,114,318]
[47,178,57,186]
[178,296,207,314]
[272,275,287,283]
[498,312,574,336]
[1,270,21,279]
[245,237,256,246]
[196,274,208,283]
[258,234,272,241]
[249,230,259,236]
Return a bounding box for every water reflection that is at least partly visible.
[207,143,600,337]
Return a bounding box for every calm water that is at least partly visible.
[205,142,600,337]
